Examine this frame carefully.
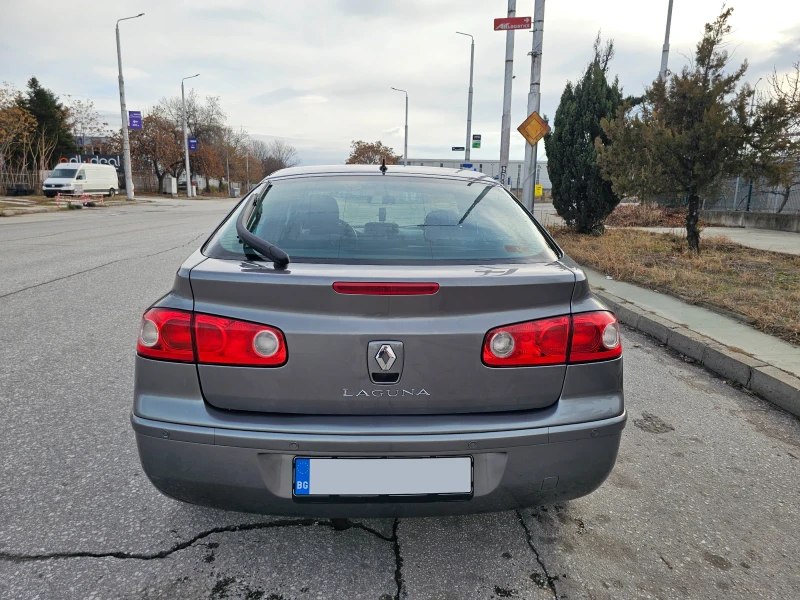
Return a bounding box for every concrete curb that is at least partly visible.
[0,199,150,217]
[595,291,800,418]
[0,206,59,217]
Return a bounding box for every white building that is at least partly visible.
[406,158,551,189]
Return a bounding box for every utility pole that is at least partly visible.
[391,87,408,166]
[115,12,144,201]
[246,153,249,192]
[522,0,545,211]
[499,0,516,187]
[456,32,475,163]
[181,74,199,198]
[404,91,408,166]
[660,0,674,79]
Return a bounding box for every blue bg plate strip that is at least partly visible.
[294,458,310,495]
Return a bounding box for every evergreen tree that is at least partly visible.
[17,77,76,162]
[544,35,623,234]
[597,8,792,253]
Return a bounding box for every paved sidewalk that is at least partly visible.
[583,265,800,417]
[584,265,800,378]
[632,226,800,255]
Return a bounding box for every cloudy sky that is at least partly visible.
[2,0,798,164]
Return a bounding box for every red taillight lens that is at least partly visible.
[570,311,622,363]
[137,308,194,363]
[482,311,621,367]
[482,316,570,366]
[194,313,287,367]
[137,309,287,367]
[333,282,439,295]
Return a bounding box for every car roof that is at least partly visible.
[54,163,114,168]
[267,164,488,181]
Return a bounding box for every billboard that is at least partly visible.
[57,154,124,172]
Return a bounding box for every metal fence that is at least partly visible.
[0,170,49,195]
[131,172,159,194]
[703,176,800,214]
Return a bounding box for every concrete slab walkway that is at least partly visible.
[631,226,800,256]
[583,265,800,379]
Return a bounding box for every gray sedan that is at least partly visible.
[131,164,625,517]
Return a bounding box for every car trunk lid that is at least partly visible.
[190,259,575,415]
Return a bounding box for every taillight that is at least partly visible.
[482,311,621,367]
[137,308,194,363]
[194,313,287,366]
[482,316,570,366]
[333,282,439,295]
[570,311,622,363]
[136,309,287,367]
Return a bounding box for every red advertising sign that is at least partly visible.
[494,16,531,31]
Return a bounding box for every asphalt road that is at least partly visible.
[1,198,798,600]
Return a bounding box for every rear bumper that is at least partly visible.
[131,410,625,517]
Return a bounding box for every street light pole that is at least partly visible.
[660,0,674,79]
[391,87,408,166]
[522,0,545,211]
[226,145,231,197]
[499,0,516,187]
[181,74,199,198]
[456,32,475,164]
[116,12,144,201]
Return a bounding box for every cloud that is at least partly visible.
[253,88,313,105]
[296,94,329,104]
[749,23,800,75]
[2,0,795,167]
[382,126,404,136]
[193,7,266,22]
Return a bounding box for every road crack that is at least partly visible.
[0,518,393,564]
[392,519,405,600]
[0,232,207,300]
[515,510,559,598]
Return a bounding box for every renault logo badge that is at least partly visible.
[375,344,397,371]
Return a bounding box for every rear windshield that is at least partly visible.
[50,167,78,178]
[204,175,559,264]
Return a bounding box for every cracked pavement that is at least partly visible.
[1,198,799,599]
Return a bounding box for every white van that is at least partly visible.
[43,163,119,198]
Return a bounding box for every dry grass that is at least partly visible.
[605,203,688,228]
[552,228,800,346]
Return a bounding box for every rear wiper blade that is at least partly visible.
[458,185,493,224]
[236,195,290,269]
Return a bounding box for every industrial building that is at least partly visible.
[406,158,551,189]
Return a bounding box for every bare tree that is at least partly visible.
[127,106,183,192]
[263,139,300,175]
[345,140,401,165]
[249,138,300,177]
[767,61,800,212]
[65,97,109,153]
[160,91,226,142]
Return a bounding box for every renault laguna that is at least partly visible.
[132,164,625,517]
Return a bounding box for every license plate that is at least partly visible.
[293,457,472,497]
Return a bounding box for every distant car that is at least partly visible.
[132,165,625,517]
[43,163,118,198]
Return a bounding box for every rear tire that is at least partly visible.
[108,188,116,198]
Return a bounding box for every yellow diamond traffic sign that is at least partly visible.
[517,111,550,146]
